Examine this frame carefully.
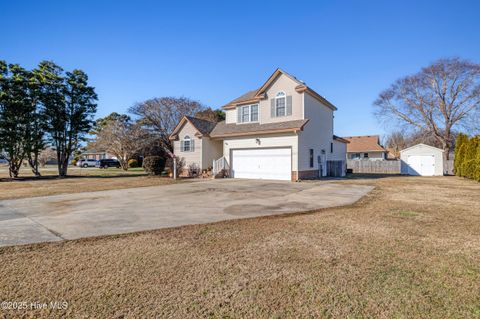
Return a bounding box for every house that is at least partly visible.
[343,135,387,160]
[400,144,444,176]
[169,68,348,181]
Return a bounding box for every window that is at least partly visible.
[353,153,361,159]
[275,91,286,117]
[309,149,314,168]
[183,135,191,152]
[241,105,250,123]
[330,142,333,153]
[238,104,259,123]
[250,104,258,122]
[363,153,369,158]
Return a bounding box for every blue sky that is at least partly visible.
[1,0,479,137]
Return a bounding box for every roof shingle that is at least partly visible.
[210,119,309,138]
[343,135,386,153]
[185,116,217,135]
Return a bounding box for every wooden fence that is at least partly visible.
[347,159,455,175]
[347,160,401,174]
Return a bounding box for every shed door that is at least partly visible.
[231,148,291,181]
[407,155,435,176]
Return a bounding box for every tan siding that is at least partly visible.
[259,74,303,124]
[201,138,223,170]
[173,121,202,169]
[297,93,336,171]
[225,109,236,124]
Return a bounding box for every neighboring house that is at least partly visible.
[170,68,347,181]
[80,150,116,161]
[400,144,444,176]
[343,135,387,160]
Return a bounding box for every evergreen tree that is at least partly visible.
[35,61,97,177]
[0,62,38,178]
[454,133,468,176]
[462,136,479,179]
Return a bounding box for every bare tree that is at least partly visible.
[128,97,206,155]
[92,119,149,170]
[375,57,480,159]
[38,147,56,167]
[384,131,408,158]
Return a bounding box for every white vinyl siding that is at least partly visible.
[400,144,444,176]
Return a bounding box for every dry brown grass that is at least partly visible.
[0,176,479,318]
[0,166,177,200]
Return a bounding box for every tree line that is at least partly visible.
[0,60,97,178]
[454,134,480,181]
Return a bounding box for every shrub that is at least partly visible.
[166,156,185,176]
[71,159,77,166]
[128,159,138,168]
[187,163,200,177]
[142,156,166,175]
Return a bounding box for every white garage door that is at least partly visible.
[231,148,291,181]
[407,155,435,176]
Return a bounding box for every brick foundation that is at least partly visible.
[291,170,319,181]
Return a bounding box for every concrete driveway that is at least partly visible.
[0,179,373,247]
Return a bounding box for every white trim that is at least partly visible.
[183,135,191,152]
[237,103,260,124]
[275,91,286,117]
[400,143,444,154]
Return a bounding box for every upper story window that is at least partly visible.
[237,104,259,123]
[182,135,192,152]
[275,91,286,117]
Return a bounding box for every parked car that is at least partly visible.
[76,159,97,168]
[96,159,121,169]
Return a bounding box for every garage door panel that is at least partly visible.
[232,148,291,181]
[407,155,435,176]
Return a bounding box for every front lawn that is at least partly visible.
[0,176,479,318]
[0,165,177,200]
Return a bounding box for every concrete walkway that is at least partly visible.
[0,179,373,247]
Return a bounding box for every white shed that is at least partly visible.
[400,144,444,176]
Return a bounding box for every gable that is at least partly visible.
[262,73,302,100]
[174,121,201,140]
[222,68,337,111]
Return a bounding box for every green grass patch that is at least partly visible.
[394,210,419,218]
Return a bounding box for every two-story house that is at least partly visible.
[169,68,348,181]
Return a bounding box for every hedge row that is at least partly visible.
[454,134,480,182]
